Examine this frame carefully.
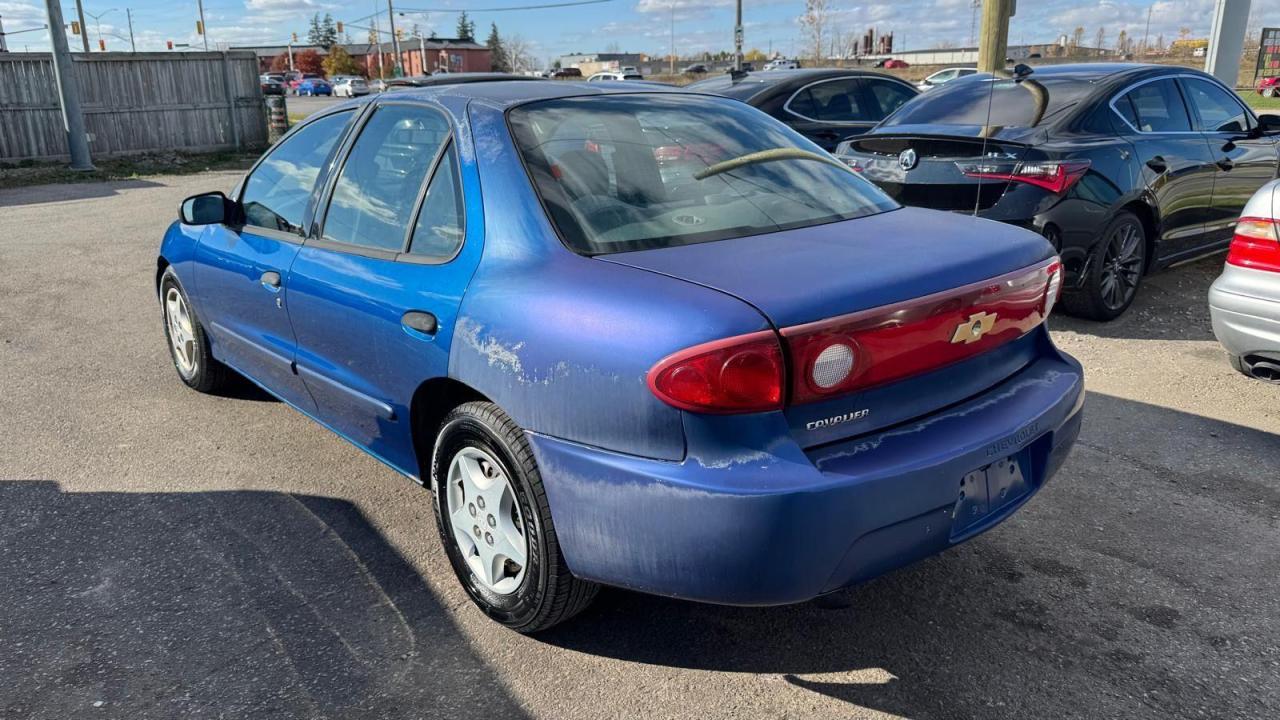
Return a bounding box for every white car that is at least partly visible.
[763,58,799,71]
[1210,179,1280,383]
[332,77,370,97]
[586,70,643,82]
[917,67,978,90]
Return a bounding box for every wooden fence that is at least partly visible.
[0,51,267,163]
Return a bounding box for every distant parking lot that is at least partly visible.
[2,172,1278,719]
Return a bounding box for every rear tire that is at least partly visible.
[431,401,597,633]
[1060,210,1147,322]
[1263,87,1275,98]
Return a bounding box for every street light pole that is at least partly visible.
[733,0,742,70]
[386,0,401,75]
[126,7,135,52]
[42,0,93,169]
[197,0,208,50]
[669,3,674,74]
[86,8,116,51]
[74,0,90,52]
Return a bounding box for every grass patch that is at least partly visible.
[1247,94,1280,112]
[0,149,260,190]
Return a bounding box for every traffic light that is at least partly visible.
[98,38,105,51]
[70,20,81,35]
[291,32,297,43]
[335,21,343,34]
[167,40,174,50]
[196,20,204,35]
[396,28,404,40]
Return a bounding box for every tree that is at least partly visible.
[1070,26,1085,54]
[269,53,291,72]
[1117,29,1130,55]
[320,13,338,46]
[798,0,829,62]
[323,45,364,77]
[456,11,475,41]
[486,22,510,72]
[505,34,534,73]
[1095,27,1106,54]
[294,49,324,75]
[744,48,767,62]
[307,13,323,45]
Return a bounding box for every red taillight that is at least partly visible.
[648,259,1061,414]
[782,258,1061,404]
[647,331,784,414]
[1227,217,1280,273]
[957,160,1091,194]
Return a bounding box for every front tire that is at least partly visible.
[431,402,597,633]
[160,267,229,393]
[1060,210,1147,321]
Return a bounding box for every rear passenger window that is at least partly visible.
[408,143,465,260]
[865,80,916,120]
[1182,78,1251,132]
[322,105,450,252]
[241,110,352,234]
[803,79,867,122]
[1117,79,1192,132]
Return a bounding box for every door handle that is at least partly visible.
[401,311,438,336]
[1145,156,1168,173]
[1216,157,1234,171]
[260,271,282,291]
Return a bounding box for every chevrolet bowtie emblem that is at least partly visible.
[951,311,998,344]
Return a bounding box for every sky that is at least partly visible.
[0,0,1275,66]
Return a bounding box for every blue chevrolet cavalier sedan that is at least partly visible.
[159,82,1083,632]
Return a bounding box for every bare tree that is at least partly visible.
[505,34,535,73]
[1117,29,1130,55]
[798,0,829,62]
[1095,27,1106,54]
[1070,26,1085,55]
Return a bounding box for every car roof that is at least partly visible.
[376,79,689,107]
[388,72,547,87]
[688,68,911,98]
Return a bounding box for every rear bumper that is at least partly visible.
[528,349,1084,606]
[1209,266,1280,357]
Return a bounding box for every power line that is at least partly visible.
[395,0,617,13]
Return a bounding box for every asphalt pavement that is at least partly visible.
[1,173,1279,719]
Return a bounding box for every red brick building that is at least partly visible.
[233,39,492,78]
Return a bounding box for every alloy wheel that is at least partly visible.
[164,287,198,378]
[445,446,528,595]
[1098,221,1143,311]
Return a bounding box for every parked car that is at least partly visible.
[688,68,919,150]
[763,58,799,71]
[835,63,1280,320]
[287,72,319,93]
[332,77,370,97]
[918,67,977,90]
[259,74,286,96]
[295,77,332,96]
[1210,180,1280,382]
[1258,76,1280,97]
[883,59,910,69]
[368,78,389,93]
[681,63,708,74]
[586,70,643,82]
[552,67,583,78]
[161,82,1082,632]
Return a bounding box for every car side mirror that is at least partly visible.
[179,191,238,226]
[1257,114,1280,135]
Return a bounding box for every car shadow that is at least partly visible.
[1051,253,1223,342]
[0,482,527,719]
[0,179,165,208]
[535,390,1280,720]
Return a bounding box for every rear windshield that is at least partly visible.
[883,74,1098,129]
[507,94,898,255]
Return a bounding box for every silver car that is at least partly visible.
[1209,179,1280,382]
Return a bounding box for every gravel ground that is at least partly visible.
[2,173,1279,720]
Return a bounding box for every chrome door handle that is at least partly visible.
[260,271,281,290]
[402,311,437,336]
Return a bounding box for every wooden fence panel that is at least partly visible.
[0,51,267,162]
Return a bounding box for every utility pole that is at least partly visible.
[126,8,135,52]
[976,0,1012,73]
[669,3,674,74]
[386,0,401,76]
[0,15,7,52]
[196,0,208,50]
[74,0,89,52]
[1141,4,1152,55]
[733,0,742,70]
[42,0,93,169]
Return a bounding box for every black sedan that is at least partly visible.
[688,69,919,151]
[835,63,1280,320]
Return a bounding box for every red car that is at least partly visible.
[884,59,910,69]
[1259,76,1279,97]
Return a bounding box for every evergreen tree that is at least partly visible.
[486,23,509,72]
[320,13,339,47]
[306,13,324,45]
[456,11,475,41]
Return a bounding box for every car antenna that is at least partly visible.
[728,68,748,82]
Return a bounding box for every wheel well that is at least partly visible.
[156,257,170,298]
[1120,200,1158,273]
[410,377,489,481]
